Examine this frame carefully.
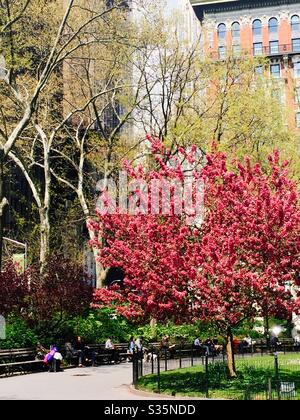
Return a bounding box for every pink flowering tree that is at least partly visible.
[90,138,201,322]
[91,138,300,377]
[190,151,300,376]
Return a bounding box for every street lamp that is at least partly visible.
[272,326,282,337]
[3,237,28,272]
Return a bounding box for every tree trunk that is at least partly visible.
[78,186,109,289]
[90,233,108,289]
[226,327,237,378]
[0,151,8,271]
[150,318,157,339]
[39,132,52,273]
[39,209,50,271]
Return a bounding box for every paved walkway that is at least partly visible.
[0,364,170,400]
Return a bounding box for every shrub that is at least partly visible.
[0,316,38,349]
[68,308,134,344]
[135,320,217,343]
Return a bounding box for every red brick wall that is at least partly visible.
[203,14,300,131]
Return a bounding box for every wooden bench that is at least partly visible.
[78,343,133,365]
[0,348,44,377]
[115,343,131,362]
[78,344,125,365]
[275,338,298,353]
[85,345,113,365]
[145,342,197,360]
[238,338,298,354]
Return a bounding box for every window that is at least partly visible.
[295,87,300,103]
[272,89,282,103]
[253,42,263,56]
[253,19,262,37]
[296,112,300,128]
[291,15,300,33]
[269,40,279,54]
[218,23,226,40]
[232,44,241,56]
[218,46,226,59]
[255,65,263,75]
[292,38,300,52]
[270,63,281,78]
[231,22,240,39]
[268,17,279,35]
[294,62,300,78]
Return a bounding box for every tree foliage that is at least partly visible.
[0,256,93,335]
[91,138,300,375]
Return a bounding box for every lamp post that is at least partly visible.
[2,237,28,272]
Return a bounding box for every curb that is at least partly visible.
[128,385,208,400]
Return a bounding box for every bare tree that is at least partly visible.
[0,0,125,269]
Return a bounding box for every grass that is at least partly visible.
[137,354,300,400]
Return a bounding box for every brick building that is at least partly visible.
[190,0,300,130]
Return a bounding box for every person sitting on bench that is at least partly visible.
[105,337,119,364]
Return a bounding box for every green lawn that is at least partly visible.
[137,354,300,400]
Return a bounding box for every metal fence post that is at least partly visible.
[191,344,194,367]
[268,378,273,400]
[151,346,154,375]
[274,354,281,400]
[274,354,279,378]
[157,352,161,394]
[205,353,209,399]
[244,387,251,400]
[179,344,182,369]
[132,352,137,385]
[164,348,168,372]
[140,351,143,377]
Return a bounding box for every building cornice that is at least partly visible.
[191,0,300,20]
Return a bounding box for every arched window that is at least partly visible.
[231,22,240,39]
[269,17,279,34]
[296,111,300,128]
[253,19,262,37]
[218,23,227,40]
[291,15,300,32]
[294,61,300,78]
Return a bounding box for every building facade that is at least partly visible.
[190,0,300,130]
[130,0,201,139]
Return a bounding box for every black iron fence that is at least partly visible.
[132,346,300,400]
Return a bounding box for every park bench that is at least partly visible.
[63,343,131,366]
[0,348,44,377]
[145,342,196,360]
[82,344,129,365]
[276,338,299,353]
[237,338,298,355]
[115,343,131,362]
[86,345,113,365]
